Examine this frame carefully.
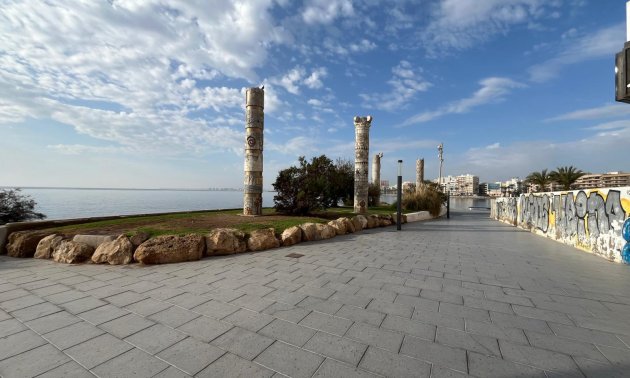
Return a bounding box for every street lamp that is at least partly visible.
[437,143,444,191]
[397,160,402,231]
[615,1,630,104]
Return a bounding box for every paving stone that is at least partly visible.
[262,302,311,323]
[78,303,129,325]
[152,366,192,378]
[0,318,27,338]
[212,326,274,360]
[158,337,225,376]
[356,287,396,302]
[31,284,71,297]
[512,304,574,325]
[439,302,491,322]
[498,339,583,376]
[328,292,372,308]
[167,292,212,309]
[597,344,630,367]
[359,346,431,378]
[345,321,403,352]
[464,296,513,314]
[45,290,89,305]
[304,331,367,366]
[400,334,468,373]
[572,356,628,378]
[335,304,385,326]
[525,330,608,362]
[263,289,307,306]
[380,314,436,340]
[92,347,169,378]
[412,308,465,330]
[366,298,413,318]
[191,299,239,319]
[43,321,105,350]
[465,319,528,344]
[297,296,343,314]
[104,291,147,307]
[299,311,353,336]
[125,323,187,354]
[177,315,232,342]
[394,294,440,312]
[312,358,379,378]
[37,361,94,378]
[60,296,107,314]
[489,311,552,334]
[123,280,163,294]
[259,318,316,347]
[26,310,81,333]
[65,333,133,369]
[148,305,200,328]
[144,286,185,301]
[254,341,324,378]
[9,301,62,321]
[99,313,155,338]
[231,294,275,312]
[222,308,274,332]
[1,294,45,312]
[0,329,47,361]
[436,326,501,357]
[420,289,463,305]
[124,297,172,316]
[0,344,70,378]
[468,351,546,377]
[430,365,472,378]
[197,352,274,378]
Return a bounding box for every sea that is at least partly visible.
[9,188,491,221]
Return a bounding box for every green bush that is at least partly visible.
[399,186,446,216]
[0,188,46,225]
[368,183,381,206]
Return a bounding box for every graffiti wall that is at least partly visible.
[491,187,630,263]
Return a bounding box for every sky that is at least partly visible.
[1,0,629,189]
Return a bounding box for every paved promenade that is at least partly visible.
[1,212,630,377]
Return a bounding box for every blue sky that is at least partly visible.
[1,0,629,189]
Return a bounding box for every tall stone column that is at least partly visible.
[354,116,372,214]
[416,158,424,193]
[243,87,264,216]
[372,152,383,206]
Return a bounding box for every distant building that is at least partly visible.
[574,172,630,189]
[380,180,390,189]
[436,174,479,196]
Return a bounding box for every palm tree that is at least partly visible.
[550,166,585,190]
[525,169,553,192]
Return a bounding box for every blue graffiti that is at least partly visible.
[623,219,630,264]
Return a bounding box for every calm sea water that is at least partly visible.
[17,188,278,220]
[13,188,491,221]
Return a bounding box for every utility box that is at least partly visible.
[616,42,630,104]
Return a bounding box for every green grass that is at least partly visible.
[312,205,397,218]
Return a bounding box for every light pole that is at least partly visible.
[437,143,444,191]
[397,160,402,231]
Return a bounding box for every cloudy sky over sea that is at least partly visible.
[1,0,628,189]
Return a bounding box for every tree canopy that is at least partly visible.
[549,166,585,190]
[0,188,46,225]
[525,169,553,192]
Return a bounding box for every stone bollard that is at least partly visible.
[354,116,372,213]
[244,87,264,216]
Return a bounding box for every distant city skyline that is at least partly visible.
[1,1,628,190]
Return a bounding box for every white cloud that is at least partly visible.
[302,0,354,25]
[421,0,563,55]
[303,67,328,89]
[307,99,324,107]
[400,77,525,126]
[271,66,328,94]
[323,38,377,56]
[546,103,630,121]
[349,39,377,53]
[529,23,625,82]
[361,61,431,111]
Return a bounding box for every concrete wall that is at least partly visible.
[491,187,630,263]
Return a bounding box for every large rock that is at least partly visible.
[92,235,133,265]
[300,223,321,242]
[366,215,379,229]
[206,228,246,256]
[35,234,63,259]
[340,217,355,233]
[134,234,205,264]
[73,234,115,249]
[52,240,94,264]
[316,223,336,240]
[327,219,347,235]
[352,215,367,231]
[129,232,150,250]
[281,226,301,247]
[7,231,49,258]
[247,228,280,252]
[378,215,393,227]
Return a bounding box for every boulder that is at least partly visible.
[353,215,367,231]
[73,234,115,249]
[129,232,150,250]
[327,219,347,235]
[281,226,302,247]
[378,215,392,227]
[340,217,355,233]
[34,234,64,259]
[315,223,336,240]
[367,215,379,229]
[300,223,321,242]
[247,228,280,252]
[7,231,50,258]
[391,213,408,224]
[134,234,205,264]
[52,240,94,264]
[205,228,246,256]
[92,235,133,265]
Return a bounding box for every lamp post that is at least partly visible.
[397,160,402,231]
[437,143,444,191]
[615,1,630,104]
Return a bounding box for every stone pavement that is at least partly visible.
[1,211,630,377]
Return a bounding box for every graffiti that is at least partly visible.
[492,187,630,263]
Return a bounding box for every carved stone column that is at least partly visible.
[416,158,424,193]
[354,116,372,214]
[243,87,264,216]
[372,152,383,206]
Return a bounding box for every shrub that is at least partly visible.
[400,186,446,216]
[368,183,380,206]
[0,188,46,225]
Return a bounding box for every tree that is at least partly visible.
[273,155,353,215]
[525,169,553,192]
[549,166,585,190]
[0,188,46,225]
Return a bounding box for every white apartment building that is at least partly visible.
[436,174,479,196]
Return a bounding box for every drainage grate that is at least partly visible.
[285,253,304,258]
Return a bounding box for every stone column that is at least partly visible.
[243,87,264,216]
[354,116,372,214]
[416,158,424,193]
[372,152,383,206]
